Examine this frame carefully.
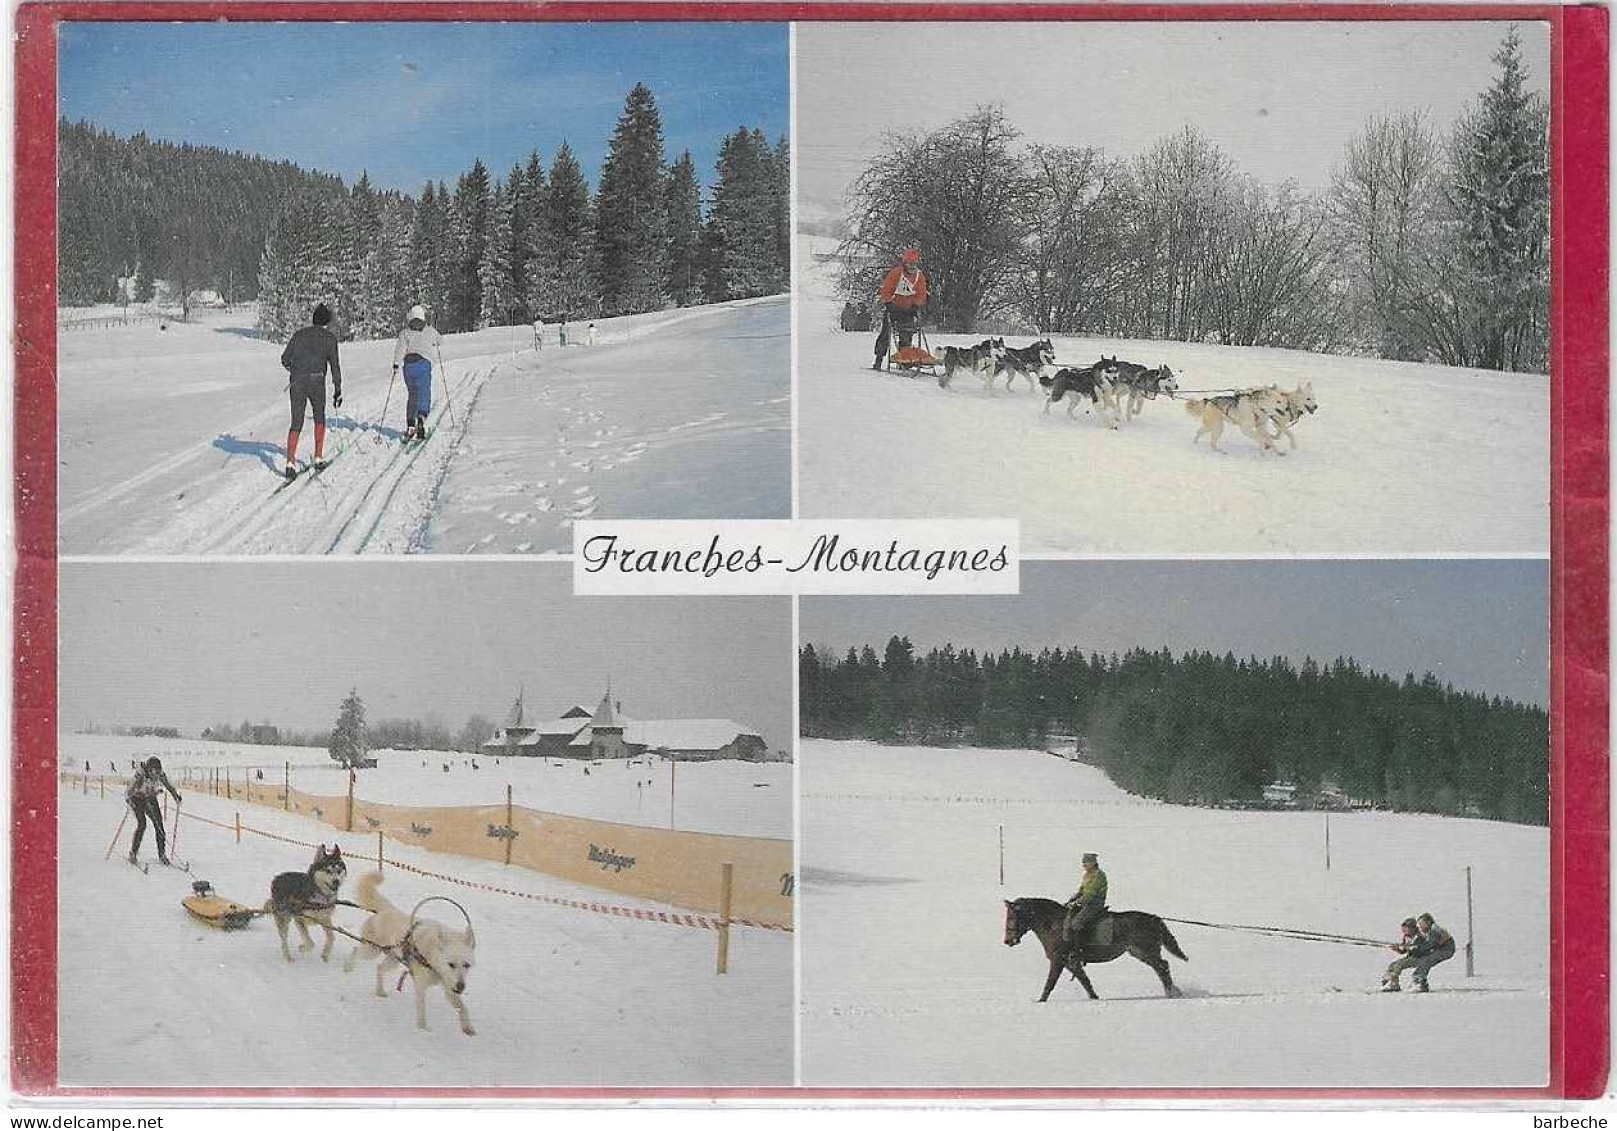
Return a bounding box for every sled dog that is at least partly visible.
[345,871,478,1036]
[1108,359,1179,420]
[936,338,1005,390]
[995,339,1056,392]
[1041,363,1122,428]
[1258,382,1317,451]
[265,843,347,963]
[1186,386,1304,455]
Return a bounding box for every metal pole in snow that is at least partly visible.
[998,825,1005,886]
[1465,865,1476,977]
[504,784,514,866]
[1325,812,1331,871]
[670,761,677,831]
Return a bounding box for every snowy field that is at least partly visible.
[57,784,792,1088]
[799,740,1548,1088]
[797,238,1549,556]
[57,297,788,555]
[62,733,791,839]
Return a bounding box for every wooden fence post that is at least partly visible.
[504,784,514,866]
[235,811,242,844]
[378,830,385,873]
[346,767,356,832]
[670,761,677,831]
[716,862,734,975]
[998,824,1005,886]
[1465,865,1476,977]
[99,776,104,799]
[284,761,290,810]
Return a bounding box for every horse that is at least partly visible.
[1003,897,1188,1003]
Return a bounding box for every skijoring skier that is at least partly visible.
[392,304,445,441]
[279,302,343,481]
[1382,913,1457,992]
[126,756,182,867]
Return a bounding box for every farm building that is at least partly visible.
[483,689,767,762]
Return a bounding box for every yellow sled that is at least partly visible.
[183,881,256,930]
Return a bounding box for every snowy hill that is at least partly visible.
[58,783,791,1087]
[799,740,1548,1088]
[797,237,1548,556]
[57,297,789,555]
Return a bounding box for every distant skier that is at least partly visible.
[126,756,182,867]
[586,322,598,347]
[532,318,545,351]
[558,319,570,347]
[392,304,444,441]
[872,247,928,370]
[279,302,343,481]
[1382,913,1456,992]
[1062,852,1108,947]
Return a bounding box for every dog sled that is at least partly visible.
[877,310,939,376]
[183,880,257,930]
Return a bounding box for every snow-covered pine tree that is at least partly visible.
[478,178,515,328]
[507,155,545,322]
[595,83,670,315]
[409,182,453,328]
[328,688,368,768]
[447,160,493,332]
[1444,26,1550,372]
[528,142,596,319]
[706,127,781,301]
[257,195,344,340]
[665,151,705,307]
[770,134,792,288]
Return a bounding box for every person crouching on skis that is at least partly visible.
[392,304,444,441]
[873,247,928,370]
[126,756,182,867]
[279,302,343,481]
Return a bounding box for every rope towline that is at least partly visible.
[1162,916,1398,949]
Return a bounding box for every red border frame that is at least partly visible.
[12,1,1608,1101]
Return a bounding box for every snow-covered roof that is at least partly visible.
[624,720,760,752]
[537,716,590,738]
[593,689,620,729]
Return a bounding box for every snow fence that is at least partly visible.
[70,770,793,932]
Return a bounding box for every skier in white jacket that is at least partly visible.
[392,304,444,440]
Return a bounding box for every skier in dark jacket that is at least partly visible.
[1063,852,1109,947]
[1383,913,1457,992]
[126,756,182,866]
[279,303,343,481]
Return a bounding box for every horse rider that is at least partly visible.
[872,247,928,370]
[1382,912,1457,992]
[1063,852,1108,947]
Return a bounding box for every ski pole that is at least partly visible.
[103,807,131,861]
[377,366,398,444]
[435,345,458,431]
[170,795,183,855]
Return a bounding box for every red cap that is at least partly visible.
[903,247,920,264]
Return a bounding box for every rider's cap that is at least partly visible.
[407,304,427,323]
[1402,917,1419,930]
[1081,852,1099,865]
[902,247,920,264]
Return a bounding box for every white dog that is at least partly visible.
[345,871,477,1036]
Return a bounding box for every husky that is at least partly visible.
[1258,382,1317,451]
[265,844,347,963]
[1186,387,1286,454]
[995,338,1056,393]
[345,872,478,1036]
[1040,362,1121,428]
[1108,359,1179,420]
[936,338,1004,391]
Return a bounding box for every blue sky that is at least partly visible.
[59,22,788,195]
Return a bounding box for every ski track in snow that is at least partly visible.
[424,297,790,554]
[799,740,1549,1088]
[57,780,792,1087]
[797,236,1549,556]
[57,299,789,556]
